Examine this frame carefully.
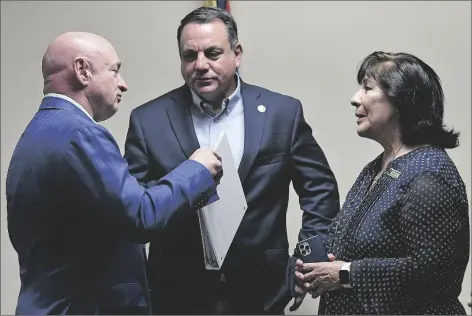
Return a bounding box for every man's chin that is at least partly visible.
[98,107,119,122]
[192,87,219,102]
[195,86,217,95]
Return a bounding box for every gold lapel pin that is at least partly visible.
[257,105,266,113]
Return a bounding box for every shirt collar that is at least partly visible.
[43,93,96,123]
[190,73,242,119]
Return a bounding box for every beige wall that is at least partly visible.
[1,1,470,314]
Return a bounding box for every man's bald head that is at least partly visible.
[42,32,114,85]
[41,32,128,122]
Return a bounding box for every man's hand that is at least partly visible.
[289,289,306,312]
[291,253,338,308]
[289,254,333,312]
[295,253,343,299]
[189,148,223,182]
[289,259,307,312]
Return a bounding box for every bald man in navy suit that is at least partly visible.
[6,31,223,315]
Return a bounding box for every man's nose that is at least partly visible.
[195,52,210,71]
[118,74,128,92]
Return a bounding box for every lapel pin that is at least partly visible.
[386,168,401,179]
[257,105,266,113]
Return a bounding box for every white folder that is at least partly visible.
[197,131,248,270]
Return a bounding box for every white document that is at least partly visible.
[197,131,248,270]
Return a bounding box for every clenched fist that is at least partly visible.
[189,148,223,182]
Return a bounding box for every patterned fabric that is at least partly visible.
[319,146,470,315]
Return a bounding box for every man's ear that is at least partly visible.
[73,57,92,87]
[234,42,243,68]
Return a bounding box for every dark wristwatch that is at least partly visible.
[339,262,352,288]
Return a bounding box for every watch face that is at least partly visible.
[339,269,350,285]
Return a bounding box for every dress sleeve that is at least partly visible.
[349,171,470,314]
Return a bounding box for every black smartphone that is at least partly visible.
[295,235,329,263]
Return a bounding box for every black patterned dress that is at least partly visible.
[319,146,470,315]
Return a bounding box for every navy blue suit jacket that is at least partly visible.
[124,81,340,313]
[6,96,216,315]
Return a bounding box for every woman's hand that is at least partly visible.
[294,254,345,299]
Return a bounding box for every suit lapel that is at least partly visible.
[238,82,266,183]
[165,82,267,181]
[166,85,200,158]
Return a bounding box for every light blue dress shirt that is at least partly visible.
[189,75,245,169]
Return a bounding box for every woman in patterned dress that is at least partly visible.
[295,51,470,314]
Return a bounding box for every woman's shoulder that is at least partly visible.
[398,146,465,190]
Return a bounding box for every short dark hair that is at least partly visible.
[177,6,239,51]
[357,51,459,149]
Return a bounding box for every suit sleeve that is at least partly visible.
[65,124,216,243]
[290,100,340,241]
[264,101,341,311]
[349,172,470,314]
